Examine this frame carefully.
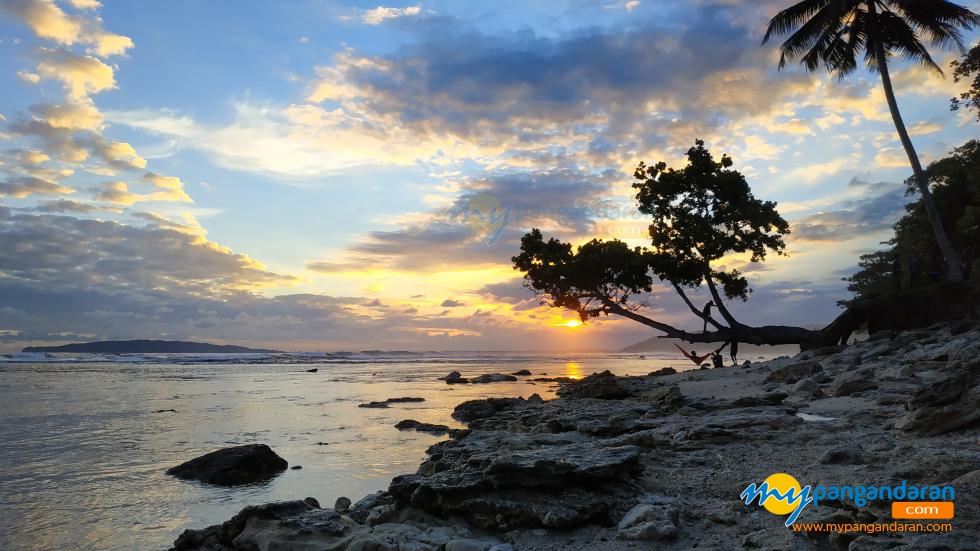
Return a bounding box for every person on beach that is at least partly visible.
[701,301,714,333]
[674,342,729,366]
[729,340,739,366]
[711,350,724,368]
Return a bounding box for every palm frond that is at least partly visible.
[888,0,980,51]
[763,0,834,44]
[875,9,944,74]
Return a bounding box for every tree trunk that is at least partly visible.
[868,1,964,281]
[601,297,864,350]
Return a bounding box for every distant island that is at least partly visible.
[22,340,281,354]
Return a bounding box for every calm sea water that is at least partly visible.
[0,350,783,551]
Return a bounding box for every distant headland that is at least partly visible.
[22,340,281,354]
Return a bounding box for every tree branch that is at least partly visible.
[704,272,743,329]
[671,283,724,331]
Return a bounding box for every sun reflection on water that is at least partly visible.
[565,361,584,379]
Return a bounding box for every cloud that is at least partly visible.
[31,199,120,214]
[0,0,132,57]
[791,178,907,243]
[361,5,421,25]
[92,176,191,205]
[30,101,104,130]
[306,168,613,272]
[67,0,101,9]
[440,299,465,307]
[88,138,146,170]
[16,70,41,83]
[0,176,73,198]
[35,48,116,98]
[0,207,292,294]
[907,122,943,136]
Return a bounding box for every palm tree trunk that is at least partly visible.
[868,1,964,281]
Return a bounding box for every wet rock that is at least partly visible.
[334,496,351,511]
[512,369,532,376]
[445,371,469,384]
[389,430,642,529]
[169,500,346,550]
[291,465,302,470]
[453,397,525,422]
[556,370,630,399]
[348,491,394,523]
[649,367,677,376]
[531,376,575,383]
[166,444,288,486]
[387,397,426,403]
[169,499,480,551]
[471,373,519,384]
[395,419,452,435]
[359,396,426,408]
[366,503,397,526]
[305,368,318,372]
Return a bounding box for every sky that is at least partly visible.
[0,0,978,352]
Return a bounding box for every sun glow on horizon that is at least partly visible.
[558,319,584,328]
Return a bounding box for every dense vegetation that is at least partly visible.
[845,140,980,302]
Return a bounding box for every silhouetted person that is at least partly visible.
[674,342,728,366]
[711,350,724,368]
[701,301,714,333]
[729,340,739,365]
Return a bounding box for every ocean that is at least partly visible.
[0,350,787,550]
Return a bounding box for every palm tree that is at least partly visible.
[764,0,979,281]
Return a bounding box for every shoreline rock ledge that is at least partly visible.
[170,321,980,550]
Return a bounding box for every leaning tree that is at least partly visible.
[512,141,863,349]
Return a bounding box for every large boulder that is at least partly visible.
[166,444,288,486]
[556,371,630,400]
[452,397,525,422]
[470,373,518,384]
[169,499,491,550]
[389,430,642,530]
[395,419,452,435]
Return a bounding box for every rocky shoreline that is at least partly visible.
[169,321,980,550]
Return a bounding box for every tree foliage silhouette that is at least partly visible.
[513,141,860,349]
[763,0,980,282]
[951,43,980,120]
